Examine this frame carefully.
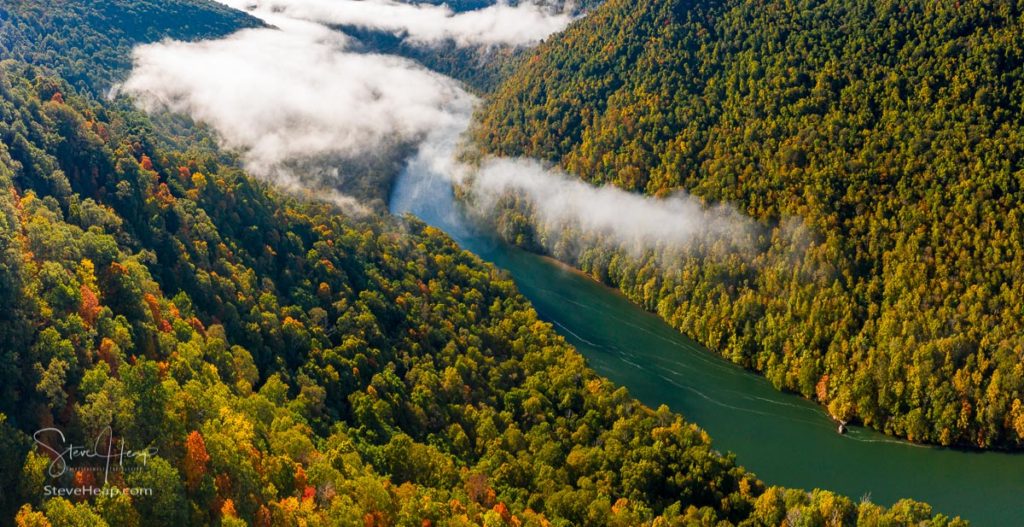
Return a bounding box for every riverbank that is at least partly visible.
[390,161,1024,526]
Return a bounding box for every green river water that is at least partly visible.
[390,169,1024,526]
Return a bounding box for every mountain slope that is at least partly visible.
[0,0,261,94]
[0,57,968,527]
[0,3,965,525]
[474,0,1024,448]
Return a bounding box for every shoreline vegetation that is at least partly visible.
[474,0,1024,450]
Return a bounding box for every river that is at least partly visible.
[390,162,1024,526]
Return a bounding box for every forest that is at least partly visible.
[0,0,261,94]
[0,0,966,525]
[474,0,1024,448]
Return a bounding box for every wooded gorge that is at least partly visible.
[0,0,968,525]
[475,0,1024,449]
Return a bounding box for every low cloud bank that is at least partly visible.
[219,0,574,47]
[392,125,757,260]
[470,157,756,256]
[120,15,472,204]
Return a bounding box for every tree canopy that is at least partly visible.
[0,0,972,524]
[474,0,1024,448]
[0,59,964,527]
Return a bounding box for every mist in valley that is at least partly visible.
[121,0,756,264]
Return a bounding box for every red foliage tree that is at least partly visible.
[494,502,511,523]
[184,431,211,491]
[79,284,100,327]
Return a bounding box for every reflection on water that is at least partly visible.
[389,162,1024,526]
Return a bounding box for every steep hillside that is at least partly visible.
[0,35,961,527]
[475,0,1024,448]
[343,26,526,93]
[0,0,261,94]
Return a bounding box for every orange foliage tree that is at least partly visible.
[183,431,211,492]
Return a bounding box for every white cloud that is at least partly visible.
[470,157,754,253]
[218,0,575,47]
[121,20,473,197]
[393,124,757,260]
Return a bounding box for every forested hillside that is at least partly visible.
[0,0,260,94]
[474,0,1024,448]
[344,26,524,93]
[0,53,967,527]
[0,1,966,524]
